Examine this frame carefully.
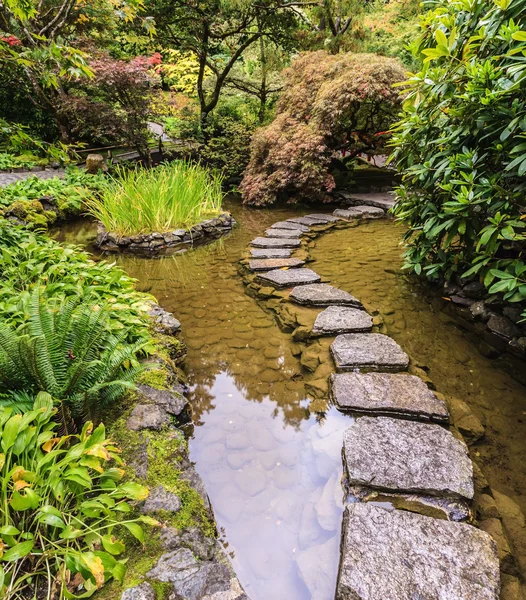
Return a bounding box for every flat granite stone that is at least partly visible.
[333,208,365,220]
[257,268,321,288]
[250,236,301,248]
[287,216,328,226]
[290,283,363,308]
[264,228,303,238]
[336,503,500,600]
[270,221,310,232]
[248,257,305,271]
[345,192,396,210]
[343,416,474,499]
[313,306,373,335]
[304,213,341,223]
[330,372,449,422]
[331,333,409,372]
[353,205,385,217]
[250,248,292,258]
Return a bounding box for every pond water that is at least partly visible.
[54,197,526,599]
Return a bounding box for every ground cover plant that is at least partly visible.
[391,0,526,314]
[240,50,405,205]
[87,162,224,236]
[0,392,156,600]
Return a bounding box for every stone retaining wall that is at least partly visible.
[238,202,526,599]
[96,212,236,255]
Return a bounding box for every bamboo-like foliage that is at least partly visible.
[86,161,224,236]
[0,289,146,426]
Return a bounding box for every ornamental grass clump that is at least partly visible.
[87,162,224,236]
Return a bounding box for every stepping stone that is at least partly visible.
[248,258,305,272]
[345,191,396,211]
[336,503,500,600]
[313,306,372,335]
[304,213,341,223]
[343,416,474,499]
[250,237,300,248]
[290,283,362,308]
[333,208,364,220]
[270,221,309,232]
[353,205,385,217]
[264,228,303,238]
[330,372,449,422]
[287,217,328,226]
[257,268,321,288]
[331,333,409,372]
[250,248,292,259]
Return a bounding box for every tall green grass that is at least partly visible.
[86,161,224,235]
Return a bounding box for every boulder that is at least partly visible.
[126,404,170,431]
[336,503,500,600]
[137,384,187,417]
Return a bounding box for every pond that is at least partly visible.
[54,196,526,600]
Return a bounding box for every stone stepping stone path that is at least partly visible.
[312,306,372,335]
[330,372,449,422]
[250,236,300,248]
[331,333,409,372]
[264,228,303,238]
[337,503,500,600]
[290,283,363,308]
[239,208,500,599]
[343,416,474,499]
[257,268,321,288]
[250,248,292,259]
[248,258,305,272]
[270,221,310,232]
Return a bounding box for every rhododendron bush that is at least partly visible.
[240,50,405,205]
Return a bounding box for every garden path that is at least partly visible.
[0,168,66,187]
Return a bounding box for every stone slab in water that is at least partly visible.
[264,228,303,238]
[336,503,500,600]
[330,372,449,422]
[250,248,292,259]
[270,221,310,232]
[304,213,341,223]
[353,205,385,217]
[257,268,321,288]
[248,258,305,272]
[250,236,301,248]
[290,283,362,308]
[333,208,365,220]
[331,333,409,371]
[287,216,329,226]
[345,192,396,210]
[343,416,474,499]
[313,306,373,335]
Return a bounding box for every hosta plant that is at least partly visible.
[0,392,157,599]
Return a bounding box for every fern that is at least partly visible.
[0,288,148,426]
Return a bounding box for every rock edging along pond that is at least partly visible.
[96,212,236,256]
[110,304,249,600]
[236,199,517,599]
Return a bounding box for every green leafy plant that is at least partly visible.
[87,161,224,236]
[0,392,158,599]
[0,153,38,170]
[390,0,526,314]
[0,290,147,426]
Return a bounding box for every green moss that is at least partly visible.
[138,367,169,389]
[2,199,57,228]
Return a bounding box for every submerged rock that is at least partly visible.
[248,258,305,272]
[331,333,409,372]
[250,236,301,248]
[257,268,321,288]
[312,306,373,335]
[343,416,474,499]
[336,503,500,600]
[330,372,449,422]
[290,283,362,308]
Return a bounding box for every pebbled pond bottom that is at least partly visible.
[54,197,526,598]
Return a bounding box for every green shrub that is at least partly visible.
[0,290,147,426]
[87,162,224,236]
[0,153,38,170]
[0,219,154,339]
[391,0,526,309]
[0,392,157,599]
[0,167,109,223]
